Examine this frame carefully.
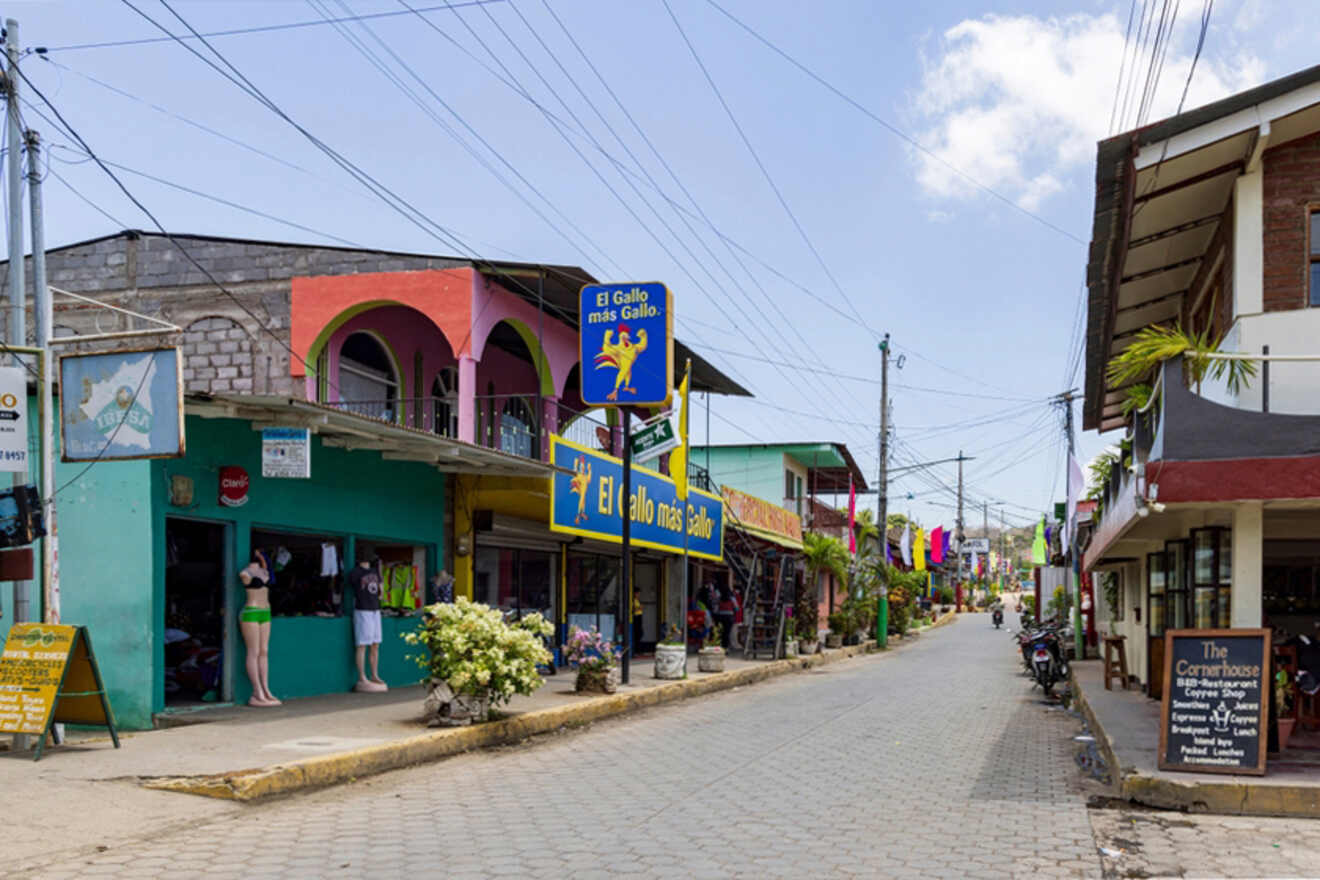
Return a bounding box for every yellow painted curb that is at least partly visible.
[144,640,899,802]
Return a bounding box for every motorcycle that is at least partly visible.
[1028,628,1067,696]
[992,607,1004,629]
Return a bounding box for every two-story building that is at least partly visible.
[1,231,745,727]
[692,441,868,630]
[1082,65,1320,720]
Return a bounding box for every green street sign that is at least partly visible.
[631,417,678,463]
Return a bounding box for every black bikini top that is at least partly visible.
[245,571,269,589]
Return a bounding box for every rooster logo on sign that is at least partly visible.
[593,323,648,401]
[569,454,592,524]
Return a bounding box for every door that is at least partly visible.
[164,518,232,707]
[634,561,661,651]
[1147,550,1167,700]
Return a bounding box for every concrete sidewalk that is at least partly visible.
[1071,660,1320,817]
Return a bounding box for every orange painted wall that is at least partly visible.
[289,268,475,377]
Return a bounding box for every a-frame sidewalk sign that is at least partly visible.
[0,623,120,760]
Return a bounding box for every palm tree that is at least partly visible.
[802,532,848,636]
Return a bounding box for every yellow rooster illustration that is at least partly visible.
[569,454,592,524]
[593,323,648,401]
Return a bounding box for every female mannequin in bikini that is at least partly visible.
[239,549,280,707]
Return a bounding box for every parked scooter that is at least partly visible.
[992,607,1004,629]
[1027,627,1067,696]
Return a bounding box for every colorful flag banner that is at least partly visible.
[914,527,926,572]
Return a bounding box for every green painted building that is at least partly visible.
[690,442,868,522]
[1,396,538,730]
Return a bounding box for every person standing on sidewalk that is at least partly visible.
[714,586,737,650]
[349,558,388,693]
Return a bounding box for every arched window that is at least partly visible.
[432,366,459,438]
[337,332,398,421]
[499,396,536,458]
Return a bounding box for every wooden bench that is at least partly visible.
[1103,635,1129,690]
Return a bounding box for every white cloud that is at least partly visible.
[909,12,1266,209]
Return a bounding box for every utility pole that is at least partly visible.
[27,128,54,625]
[5,19,29,628]
[1056,389,1085,662]
[876,333,890,647]
[998,505,1007,593]
[956,450,965,608]
[982,500,990,591]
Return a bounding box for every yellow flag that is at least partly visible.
[670,363,691,500]
[914,527,926,572]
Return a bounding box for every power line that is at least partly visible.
[42,0,508,52]
[703,0,1087,247]
[662,0,878,338]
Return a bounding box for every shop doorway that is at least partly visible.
[473,546,555,621]
[164,518,230,707]
[634,560,661,653]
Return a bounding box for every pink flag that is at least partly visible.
[847,475,856,555]
[930,526,944,564]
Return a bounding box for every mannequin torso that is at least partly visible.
[239,562,271,609]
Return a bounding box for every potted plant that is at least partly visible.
[798,618,819,655]
[698,624,725,673]
[655,624,686,680]
[563,626,621,694]
[826,610,849,649]
[783,620,799,657]
[406,597,552,726]
[1276,669,1296,752]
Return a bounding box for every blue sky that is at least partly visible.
[4,0,1313,530]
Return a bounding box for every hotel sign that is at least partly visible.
[549,435,723,561]
[720,486,803,544]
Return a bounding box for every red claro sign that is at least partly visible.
[219,466,250,507]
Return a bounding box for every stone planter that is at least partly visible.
[825,633,843,649]
[799,639,818,656]
[654,642,686,679]
[574,664,619,694]
[697,647,725,673]
[423,679,491,727]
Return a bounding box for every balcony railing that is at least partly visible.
[324,394,622,463]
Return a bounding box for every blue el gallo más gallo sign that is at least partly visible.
[578,282,673,407]
[548,435,723,562]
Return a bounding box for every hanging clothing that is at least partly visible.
[321,542,340,577]
[383,563,419,610]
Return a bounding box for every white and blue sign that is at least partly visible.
[578,281,673,407]
[60,348,184,462]
[549,435,722,562]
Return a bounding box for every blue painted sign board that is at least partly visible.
[578,282,673,407]
[549,435,723,562]
[60,348,185,462]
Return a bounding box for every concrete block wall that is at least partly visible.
[0,231,468,397]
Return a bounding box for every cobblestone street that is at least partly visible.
[19,617,1320,879]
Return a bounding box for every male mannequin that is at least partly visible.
[348,558,388,692]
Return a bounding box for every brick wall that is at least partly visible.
[1262,131,1320,312]
[0,232,467,396]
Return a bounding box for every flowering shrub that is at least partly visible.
[563,626,619,673]
[404,598,552,706]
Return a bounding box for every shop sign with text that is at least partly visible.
[578,281,674,407]
[721,485,803,544]
[549,434,722,561]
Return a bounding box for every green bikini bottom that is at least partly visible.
[240,606,272,624]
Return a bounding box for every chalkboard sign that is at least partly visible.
[1159,628,1270,775]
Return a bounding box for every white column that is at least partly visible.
[457,355,477,444]
[1233,170,1263,319]
[1231,502,1263,628]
